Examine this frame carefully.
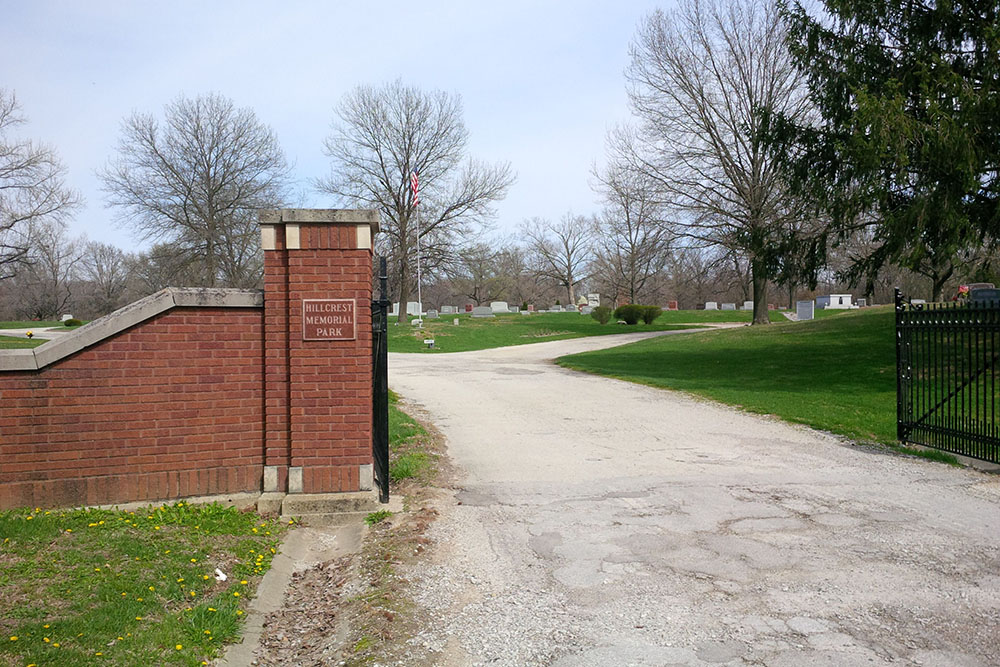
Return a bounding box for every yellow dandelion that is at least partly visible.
[175,644,183,650]
[251,527,258,533]
[176,578,184,583]
[203,630,211,635]
[148,586,154,591]
[135,616,143,621]
[121,592,126,597]
[240,580,248,585]
[190,558,197,563]
[53,642,60,647]
[65,529,72,533]
[26,516,33,521]
[43,624,49,629]
[236,610,244,616]
[43,637,50,643]
[208,607,216,612]
[95,652,103,656]
[8,636,16,641]
[136,597,143,602]
[117,636,123,640]
[233,591,240,597]
[202,575,210,580]
[153,526,160,530]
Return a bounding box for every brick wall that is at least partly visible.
[0,307,264,510]
[0,209,377,511]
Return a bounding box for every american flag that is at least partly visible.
[410,170,419,207]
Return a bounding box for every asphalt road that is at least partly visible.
[388,331,1000,666]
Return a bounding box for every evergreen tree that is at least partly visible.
[775,1,1000,300]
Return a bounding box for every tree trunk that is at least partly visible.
[787,283,795,310]
[567,280,575,310]
[751,259,770,325]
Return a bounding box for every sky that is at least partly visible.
[1,0,666,252]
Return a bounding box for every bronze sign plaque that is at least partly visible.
[302,299,356,341]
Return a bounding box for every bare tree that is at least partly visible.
[319,80,515,322]
[99,93,290,288]
[592,156,672,304]
[10,220,83,319]
[623,0,812,324]
[522,214,595,307]
[125,242,200,298]
[445,243,513,306]
[0,89,80,280]
[79,241,132,316]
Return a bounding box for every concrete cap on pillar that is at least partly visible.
[259,209,379,251]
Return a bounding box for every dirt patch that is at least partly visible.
[252,400,455,666]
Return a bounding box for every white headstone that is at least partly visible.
[509,305,519,313]
[743,301,754,311]
[551,305,564,312]
[704,301,718,310]
[389,302,399,317]
[441,306,455,314]
[856,298,867,307]
[406,301,422,316]
[520,310,530,315]
[426,309,439,319]
[587,293,601,307]
[471,306,495,318]
[721,303,736,311]
[581,306,593,314]
[489,301,509,313]
[796,300,814,321]
[60,314,73,322]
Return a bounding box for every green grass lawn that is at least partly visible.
[387,390,435,482]
[0,321,65,329]
[0,502,288,666]
[0,335,46,349]
[558,307,898,444]
[387,311,708,353]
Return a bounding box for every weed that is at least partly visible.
[365,511,393,526]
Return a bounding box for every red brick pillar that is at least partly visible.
[260,209,379,495]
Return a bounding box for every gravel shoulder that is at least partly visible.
[388,330,1000,666]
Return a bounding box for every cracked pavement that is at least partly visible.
[388,331,1000,666]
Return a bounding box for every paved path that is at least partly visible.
[389,332,1000,666]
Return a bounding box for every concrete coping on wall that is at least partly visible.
[0,287,263,372]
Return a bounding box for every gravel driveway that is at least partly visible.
[388,331,1000,666]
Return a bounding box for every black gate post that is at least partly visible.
[372,257,390,503]
[895,287,908,443]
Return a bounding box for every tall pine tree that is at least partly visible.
[774,1,1000,299]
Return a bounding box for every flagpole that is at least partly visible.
[411,170,422,319]
[416,207,422,318]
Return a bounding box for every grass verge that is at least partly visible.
[0,321,64,329]
[0,335,45,349]
[558,306,950,461]
[0,502,288,667]
[388,311,703,353]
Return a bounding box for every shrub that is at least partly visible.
[591,306,613,325]
[640,306,663,325]
[613,304,644,325]
[63,318,83,327]
[521,301,528,311]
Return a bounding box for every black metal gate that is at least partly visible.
[896,288,1000,463]
[372,257,390,503]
